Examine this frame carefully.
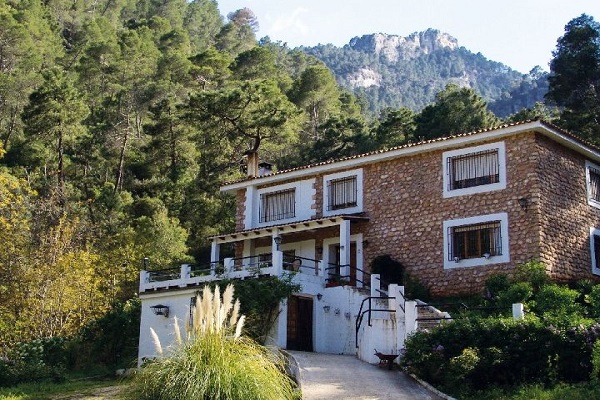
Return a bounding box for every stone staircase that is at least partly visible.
[415,301,452,331]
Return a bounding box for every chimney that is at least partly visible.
[246,151,259,178]
[258,162,273,177]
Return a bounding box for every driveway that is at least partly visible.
[287,351,445,400]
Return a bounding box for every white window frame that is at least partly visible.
[323,169,363,216]
[443,213,510,269]
[591,227,600,276]
[254,179,316,227]
[585,161,600,209]
[443,142,507,198]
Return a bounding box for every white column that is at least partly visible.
[395,286,407,352]
[371,274,381,297]
[272,232,283,274]
[404,301,418,338]
[210,240,220,267]
[339,219,351,280]
[512,303,524,320]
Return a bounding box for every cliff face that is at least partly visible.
[348,29,459,62]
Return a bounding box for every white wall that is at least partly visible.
[138,289,199,365]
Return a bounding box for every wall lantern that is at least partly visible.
[274,235,282,250]
[518,197,530,211]
[150,304,170,318]
[323,305,331,313]
[316,293,323,301]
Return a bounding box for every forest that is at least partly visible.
[0,0,598,368]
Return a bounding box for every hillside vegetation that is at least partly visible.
[302,30,549,117]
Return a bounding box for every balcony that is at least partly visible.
[139,254,327,293]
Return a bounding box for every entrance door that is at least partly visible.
[286,296,313,351]
[334,243,357,285]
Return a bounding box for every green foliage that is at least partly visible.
[0,338,68,387]
[302,30,545,118]
[216,275,301,343]
[414,83,499,140]
[401,318,600,397]
[76,298,141,368]
[546,14,600,145]
[592,339,600,383]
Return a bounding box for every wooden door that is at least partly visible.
[286,296,313,351]
[334,243,357,285]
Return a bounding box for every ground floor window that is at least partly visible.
[443,213,510,269]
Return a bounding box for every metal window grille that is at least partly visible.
[448,149,499,190]
[259,188,296,223]
[589,167,600,202]
[327,176,357,210]
[448,221,502,261]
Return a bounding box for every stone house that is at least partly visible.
[137,120,600,363]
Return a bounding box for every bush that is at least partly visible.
[127,284,298,400]
[534,284,581,319]
[0,337,68,387]
[401,318,600,397]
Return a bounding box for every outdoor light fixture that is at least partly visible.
[274,235,282,250]
[483,253,491,259]
[150,304,170,318]
[518,197,530,211]
[323,305,331,313]
[454,257,460,263]
[316,293,323,301]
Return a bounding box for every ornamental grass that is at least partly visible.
[126,284,298,400]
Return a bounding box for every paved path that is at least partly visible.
[288,351,444,400]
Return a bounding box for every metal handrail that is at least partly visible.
[147,267,180,282]
[355,296,396,348]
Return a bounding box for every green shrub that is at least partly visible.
[401,318,600,396]
[496,281,533,306]
[534,284,582,320]
[485,273,511,299]
[514,260,548,291]
[591,339,600,383]
[588,285,600,319]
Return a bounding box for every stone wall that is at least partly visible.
[535,134,600,282]
[362,133,542,296]
[230,130,600,296]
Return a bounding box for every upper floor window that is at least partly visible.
[591,227,600,276]
[443,142,506,198]
[586,161,600,209]
[443,213,510,269]
[260,188,295,223]
[323,169,363,216]
[327,176,357,210]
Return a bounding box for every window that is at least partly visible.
[323,169,363,216]
[327,176,357,210]
[443,142,506,198]
[591,228,600,275]
[449,221,502,261]
[586,161,600,208]
[260,188,295,223]
[448,149,499,190]
[443,213,510,269]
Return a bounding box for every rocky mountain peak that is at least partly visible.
[348,29,459,62]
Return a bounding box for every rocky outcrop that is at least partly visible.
[348,29,459,62]
[346,67,382,88]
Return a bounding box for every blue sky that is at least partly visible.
[216,0,600,74]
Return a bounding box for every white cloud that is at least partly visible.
[264,7,311,43]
